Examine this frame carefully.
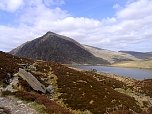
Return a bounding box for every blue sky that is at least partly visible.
[0,0,126,24]
[61,0,126,19]
[0,0,152,52]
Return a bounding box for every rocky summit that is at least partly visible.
[10,32,109,65]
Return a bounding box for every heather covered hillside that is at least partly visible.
[0,51,152,114]
[0,51,33,84]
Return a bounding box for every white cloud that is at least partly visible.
[117,0,152,19]
[43,0,65,6]
[113,3,121,9]
[0,25,39,51]
[0,0,24,12]
[0,0,152,52]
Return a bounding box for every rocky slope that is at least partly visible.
[0,96,38,114]
[1,51,152,114]
[10,32,108,65]
[84,45,138,63]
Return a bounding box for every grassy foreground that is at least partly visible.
[111,60,152,69]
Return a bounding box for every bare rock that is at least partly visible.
[18,68,46,93]
[46,85,54,94]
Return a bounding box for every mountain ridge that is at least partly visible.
[10,31,152,64]
[84,45,139,63]
[119,51,152,59]
[10,32,109,65]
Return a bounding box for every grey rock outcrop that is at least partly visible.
[0,97,38,114]
[18,68,46,93]
[46,85,54,94]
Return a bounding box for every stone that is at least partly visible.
[2,76,19,92]
[46,85,54,94]
[28,65,37,71]
[18,68,46,93]
[3,73,12,85]
[17,101,22,104]
[19,64,29,69]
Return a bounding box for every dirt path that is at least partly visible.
[0,96,38,114]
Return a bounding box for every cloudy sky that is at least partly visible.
[0,0,152,52]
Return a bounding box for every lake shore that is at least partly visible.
[68,65,152,80]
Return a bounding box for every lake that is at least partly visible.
[72,65,152,80]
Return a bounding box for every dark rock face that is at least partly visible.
[10,32,109,64]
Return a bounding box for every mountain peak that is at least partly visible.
[43,31,57,38]
[45,31,56,36]
[40,31,58,42]
[10,32,108,64]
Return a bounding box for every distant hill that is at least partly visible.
[146,52,152,55]
[112,60,152,69]
[10,32,108,65]
[84,45,138,63]
[119,51,152,59]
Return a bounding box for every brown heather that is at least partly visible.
[1,51,152,114]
